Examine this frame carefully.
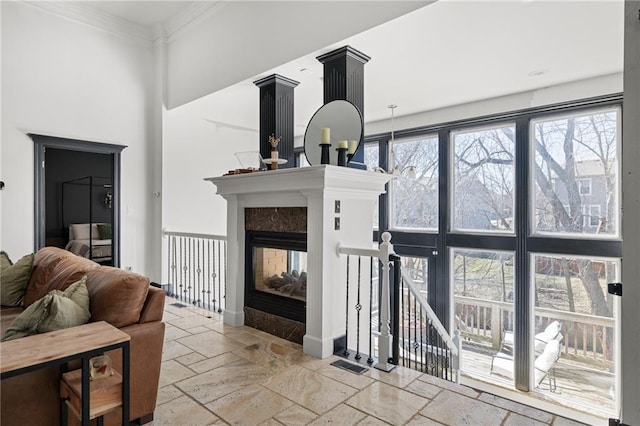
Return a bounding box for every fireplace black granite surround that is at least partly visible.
[245,230,307,324]
[242,207,308,343]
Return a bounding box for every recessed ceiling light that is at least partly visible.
[528,69,548,77]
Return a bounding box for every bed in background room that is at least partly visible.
[65,223,112,264]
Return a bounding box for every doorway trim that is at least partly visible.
[30,134,126,267]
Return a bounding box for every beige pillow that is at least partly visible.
[0,253,34,306]
[2,276,90,341]
[0,251,12,270]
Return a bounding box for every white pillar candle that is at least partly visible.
[338,140,348,149]
[348,140,358,154]
[321,128,331,144]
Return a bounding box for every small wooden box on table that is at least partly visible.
[61,369,123,423]
[0,321,130,426]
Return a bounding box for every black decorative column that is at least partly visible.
[317,46,370,168]
[253,74,300,169]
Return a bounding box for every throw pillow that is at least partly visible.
[0,251,12,270]
[97,223,112,240]
[0,253,34,307]
[2,276,90,341]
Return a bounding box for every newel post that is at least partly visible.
[376,232,396,371]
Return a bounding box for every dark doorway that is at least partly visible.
[46,149,113,264]
[31,134,126,267]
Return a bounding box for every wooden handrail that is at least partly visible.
[163,230,227,241]
[454,295,614,328]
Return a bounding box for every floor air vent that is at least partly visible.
[330,359,368,375]
[170,302,188,308]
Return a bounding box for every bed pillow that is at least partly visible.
[0,253,34,307]
[97,223,112,240]
[2,276,90,341]
[70,224,93,240]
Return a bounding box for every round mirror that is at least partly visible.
[303,100,363,166]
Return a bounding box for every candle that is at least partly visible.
[338,140,348,149]
[348,140,358,154]
[321,128,331,144]
[271,150,278,160]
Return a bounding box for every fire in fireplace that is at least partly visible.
[245,231,307,323]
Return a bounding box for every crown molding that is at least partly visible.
[23,1,228,45]
[24,1,154,42]
[162,2,227,43]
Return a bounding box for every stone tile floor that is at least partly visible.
[150,298,590,426]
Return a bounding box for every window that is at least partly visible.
[583,204,602,228]
[452,248,515,382]
[452,125,515,233]
[363,142,379,171]
[367,96,621,417]
[578,178,592,195]
[532,108,619,237]
[390,136,438,230]
[363,142,380,229]
[532,253,618,416]
[296,151,310,167]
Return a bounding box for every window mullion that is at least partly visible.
[434,129,450,328]
[514,117,532,391]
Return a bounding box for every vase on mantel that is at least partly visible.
[271,149,279,170]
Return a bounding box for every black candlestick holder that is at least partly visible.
[337,147,348,167]
[320,143,331,165]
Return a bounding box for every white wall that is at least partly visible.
[0,2,160,279]
[621,1,640,423]
[167,1,429,109]
[162,109,258,238]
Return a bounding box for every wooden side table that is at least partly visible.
[0,321,130,426]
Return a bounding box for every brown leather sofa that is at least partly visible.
[1,247,165,425]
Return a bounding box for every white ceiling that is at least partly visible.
[83,0,625,135]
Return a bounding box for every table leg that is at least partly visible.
[122,342,130,425]
[81,356,90,426]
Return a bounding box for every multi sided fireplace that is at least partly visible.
[245,231,307,323]
[207,166,392,358]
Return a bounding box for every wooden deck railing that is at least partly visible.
[454,296,614,364]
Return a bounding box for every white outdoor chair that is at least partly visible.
[490,338,561,392]
[502,320,562,354]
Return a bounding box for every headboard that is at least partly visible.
[69,223,102,241]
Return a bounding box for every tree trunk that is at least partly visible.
[577,259,611,317]
[561,257,576,312]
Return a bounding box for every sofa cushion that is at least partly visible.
[85,267,150,328]
[2,277,90,341]
[23,247,98,307]
[0,253,34,307]
[24,247,72,306]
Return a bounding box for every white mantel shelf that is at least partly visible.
[205,165,392,359]
[205,165,392,198]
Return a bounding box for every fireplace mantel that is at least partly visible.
[205,165,392,358]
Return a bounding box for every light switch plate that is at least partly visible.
[334,217,340,230]
[335,200,341,213]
